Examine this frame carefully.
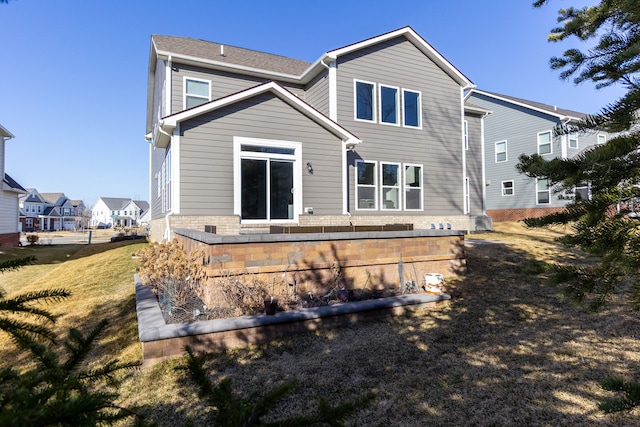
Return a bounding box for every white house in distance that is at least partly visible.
[90,197,150,228]
[0,123,26,247]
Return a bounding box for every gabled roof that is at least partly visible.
[97,197,133,210]
[3,173,26,193]
[40,192,67,206]
[158,81,361,148]
[325,26,474,89]
[20,188,46,203]
[466,89,586,121]
[147,27,475,133]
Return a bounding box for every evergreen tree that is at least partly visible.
[520,0,640,414]
[517,0,640,310]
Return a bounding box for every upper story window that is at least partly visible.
[379,85,399,125]
[598,134,606,145]
[184,77,211,109]
[403,89,421,128]
[538,131,552,155]
[495,141,507,162]
[37,205,42,213]
[355,80,376,122]
[569,132,578,149]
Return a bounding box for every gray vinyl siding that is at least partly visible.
[178,92,344,215]
[335,36,464,215]
[170,63,304,115]
[150,146,167,220]
[304,70,330,116]
[465,113,484,215]
[467,93,571,210]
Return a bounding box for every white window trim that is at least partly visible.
[598,133,606,144]
[355,159,378,211]
[353,79,377,123]
[183,76,211,110]
[501,180,514,197]
[402,89,422,129]
[233,136,302,223]
[536,178,551,205]
[403,163,424,211]
[537,130,553,155]
[495,140,507,163]
[380,162,401,211]
[569,132,578,149]
[378,84,400,126]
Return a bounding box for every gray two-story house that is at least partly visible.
[465,89,608,221]
[145,27,490,241]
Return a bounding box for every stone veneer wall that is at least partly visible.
[149,214,471,242]
[487,207,566,222]
[173,228,466,308]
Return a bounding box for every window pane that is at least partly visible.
[380,86,398,124]
[538,132,551,154]
[569,132,578,148]
[598,134,606,144]
[405,165,422,210]
[357,187,376,209]
[382,188,399,209]
[241,145,295,155]
[186,79,209,97]
[382,164,399,186]
[404,91,420,127]
[496,141,506,162]
[356,81,374,121]
[357,162,375,185]
[270,161,294,220]
[186,95,208,109]
[537,179,550,204]
[241,159,267,219]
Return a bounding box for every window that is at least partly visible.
[463,120,468,150]
[538,131,552,155]
[495,141,507,162]
[235,138,301,222]
[575,182,590,200]
[403,89,421,128]
[37,205,42,213]
[354,80,376,122]
[598,134,606,144]
[537,178,550,204]
[569,132,578,149]
[404,164,423,210]
[25,218,33,228]
[63,208,70,215]
[379,85,399,125]
[356,160,377,210]
[381,163,400,210]
[184,77,210,109]
[502,180,514,196]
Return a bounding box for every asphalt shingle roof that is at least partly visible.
[152,35,311,76]
[478,90,588,119]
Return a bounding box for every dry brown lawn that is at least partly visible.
[3,223,640,425]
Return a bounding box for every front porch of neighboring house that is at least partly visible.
[22,214,81,232]
[111,215,139,228]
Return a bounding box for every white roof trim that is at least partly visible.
[324,26,474,89]
[160,81,362,147]
[466,89,583,121]
[0,124,14,139]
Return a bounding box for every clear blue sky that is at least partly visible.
[1,0,623,209]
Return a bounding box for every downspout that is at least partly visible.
[320,56,337,121]
[560,117,571,159]
[342,141,349,215]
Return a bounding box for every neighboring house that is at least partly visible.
[465,89,609,221]
[0,124,26,247]
[19,189,87,231]
[90,197,149,228]
[145,26,491,242]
